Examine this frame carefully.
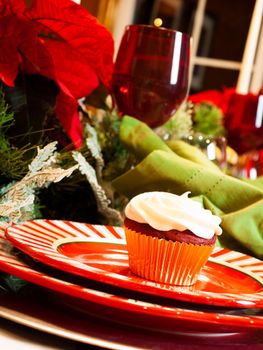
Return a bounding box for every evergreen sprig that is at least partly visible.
[0,90,29,182]
[156,102,193,141]
[93,109,136,181]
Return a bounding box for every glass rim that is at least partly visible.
[125,24,191,39]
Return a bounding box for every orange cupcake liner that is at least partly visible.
[124,227,214,286]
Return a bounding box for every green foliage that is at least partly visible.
[2,74,59,152]
[0,90,29,183]
[156,102,193,140]
[93,109,136,181]
[36,109,131,223]
[0,89,14,150]
[193,102,225,136]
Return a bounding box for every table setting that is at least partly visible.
[0,0,263,348]
[0,221,263,348]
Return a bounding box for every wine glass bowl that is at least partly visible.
[224,91,263,154]
[111,25,191,128]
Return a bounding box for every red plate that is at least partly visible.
[1,295,262,349]
[0,225,263,334]
[5,219,263,309]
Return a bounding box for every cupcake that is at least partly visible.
[124,191,222,286]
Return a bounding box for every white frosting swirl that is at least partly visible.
[125,191,222,239]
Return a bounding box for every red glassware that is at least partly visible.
[111,25,191,128]
[224,92,263,154]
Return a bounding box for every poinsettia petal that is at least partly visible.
[189,88,236,115]
[0,0,26,14]
[15,18,99,98]
[0,39,18,86]
[40,40,100,98]
[25,0,114,88]
[0,15,26,86]
[0,0,114,148]
[55,86,83,149]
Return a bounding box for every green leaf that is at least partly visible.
[2,74,59,153]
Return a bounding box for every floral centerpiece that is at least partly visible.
[0,0,128,225]
[0,0,231,226]
[0,0,114,147]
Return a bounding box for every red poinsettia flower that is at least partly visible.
[189,87,263,153]
[188,88,236,115]
[0,0,114,147]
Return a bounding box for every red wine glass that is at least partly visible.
[224,91,263,154]
[111,24,191,128]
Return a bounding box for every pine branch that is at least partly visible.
[0,89,30,180]
[0,143,78,222]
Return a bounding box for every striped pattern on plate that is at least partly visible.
[4,219,263,309]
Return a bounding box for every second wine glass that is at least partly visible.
[111,25,191,128]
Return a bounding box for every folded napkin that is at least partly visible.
[112,116,263,259]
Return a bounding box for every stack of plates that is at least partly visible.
[0,219,263,347]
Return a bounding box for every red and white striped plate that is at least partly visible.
[0,223,263,334]
[5,219,263,309]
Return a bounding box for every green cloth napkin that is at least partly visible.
[112,116,263,259]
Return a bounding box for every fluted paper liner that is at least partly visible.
[124,228,214,286]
